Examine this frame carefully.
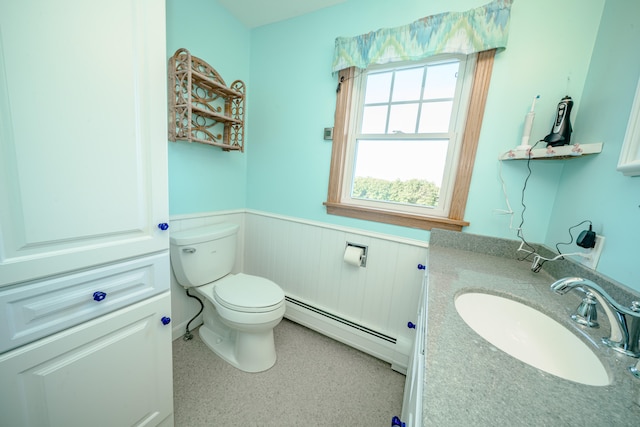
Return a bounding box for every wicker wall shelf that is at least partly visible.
[168,48,245,151]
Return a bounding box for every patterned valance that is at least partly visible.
[332,0,513,73]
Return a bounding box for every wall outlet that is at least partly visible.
[569,235,605,270]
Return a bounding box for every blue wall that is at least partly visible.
[546,0,640,288]
[167,0,640,291]
[245,0,603,240]
[166,0,250,214]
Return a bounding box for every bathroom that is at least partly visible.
[167,0,638,301]
[166,0,639,423]
[167,0,639,325]
[1,0,639,426]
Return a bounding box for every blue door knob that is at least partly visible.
[161,316,171,325]
[158,223,169,231]
[417,264,426,270]
[407,321,416,329]
[93,291,107,301]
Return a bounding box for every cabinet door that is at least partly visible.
[401,274,426,427]
[0,0,169,286]
[0,292,174,427]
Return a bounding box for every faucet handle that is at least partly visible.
[630,301,640,312]
[571,292,599,328]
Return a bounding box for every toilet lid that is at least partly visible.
[213,274,284,313]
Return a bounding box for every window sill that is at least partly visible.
[323,201,469,231]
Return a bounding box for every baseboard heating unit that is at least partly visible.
[284,296,409,372]
[285,296,396,343]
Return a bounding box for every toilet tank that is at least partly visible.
[169,223,239,288]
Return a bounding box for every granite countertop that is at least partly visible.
[424,229,640,426]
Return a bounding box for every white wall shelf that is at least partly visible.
[499,142,603,161]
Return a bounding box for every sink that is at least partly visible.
[454,292,611,386]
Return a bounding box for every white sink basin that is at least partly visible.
[455,292,611,386]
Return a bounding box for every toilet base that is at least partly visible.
[199,325,277,373]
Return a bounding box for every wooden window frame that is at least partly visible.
[324,49,496,231]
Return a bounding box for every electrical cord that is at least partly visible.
[516,140,543,261]
[336,70,364,93]
[495,158,515,229]
[555,220,592,255]
[531,250,591,273]
[503,140,594,272]
[183,288,204,341]
[532,219,593,272]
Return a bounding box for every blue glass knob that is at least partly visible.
[417,264,426,270]
[93,291,107,301]
[161,316,171,325]
[407,321,416,329]
[157,223,169,231]
[391,416,406,427]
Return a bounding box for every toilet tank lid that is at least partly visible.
[170,223,239,246]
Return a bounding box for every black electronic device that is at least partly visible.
[577,229,596,249]
[544,96,573,146]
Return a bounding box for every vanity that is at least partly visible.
[419,229,640,426]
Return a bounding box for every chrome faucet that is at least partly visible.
[550,277,640,358]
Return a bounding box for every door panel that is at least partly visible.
[0,293,174,427]
[0,0,169,286]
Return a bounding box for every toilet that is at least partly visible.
[169,223,285,372]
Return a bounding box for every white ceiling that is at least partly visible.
[217,0,347,28]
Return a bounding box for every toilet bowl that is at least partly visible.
[170,223,286,372]
[194,274,285,372]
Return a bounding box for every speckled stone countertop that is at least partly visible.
[424,229,640,426]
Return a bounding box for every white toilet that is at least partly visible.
[169,223,285,372]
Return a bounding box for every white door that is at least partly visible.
[0,0,169,287]
[0,293,174,427]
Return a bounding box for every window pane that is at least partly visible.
[391,67,424,102]
[351,139,449,208]
[364,72,392,104]
[423,62,459,100]
[388,103,419,134]
[361,105,388,133]
[418,101,453,133]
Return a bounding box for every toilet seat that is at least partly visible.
[213,273,284,313]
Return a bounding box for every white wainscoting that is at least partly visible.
[167,210,428,371]
[244,211,428,372]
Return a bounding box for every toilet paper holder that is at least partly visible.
[345,242,368,267]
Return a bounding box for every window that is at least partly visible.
[345,56,471,218]
[325,50,497,231]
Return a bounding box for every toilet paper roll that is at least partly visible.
[344,246,364,267]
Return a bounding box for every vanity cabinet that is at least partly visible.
[400,269,427,427]
[0,1,173,425]
[0,293,173,427]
